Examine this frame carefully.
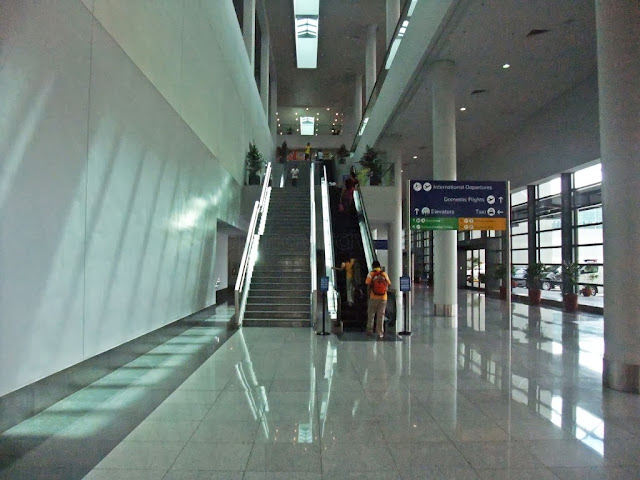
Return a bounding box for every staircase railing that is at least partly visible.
[234,162,272,327]
[310,162,318,326]
[321,166,340,322]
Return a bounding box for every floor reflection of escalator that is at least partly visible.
[329,186,368,331]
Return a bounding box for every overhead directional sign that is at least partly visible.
[410,180,508,231]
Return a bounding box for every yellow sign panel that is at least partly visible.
[458,217,507,231]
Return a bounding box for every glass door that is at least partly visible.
[465,249,486,289]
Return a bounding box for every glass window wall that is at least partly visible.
[503,162,604,305]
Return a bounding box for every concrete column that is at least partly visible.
[596,0,640,393]
[243,0,256,68]
[269,78,277,140]
[260,32,270,115]
[354,74,363,134]
[392,152,404,327]
[365,24,377,103]
[385,147,404,328]
[430,60,457,317]
[386,0,401,46]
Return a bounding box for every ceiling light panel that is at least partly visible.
[294,0,320,69]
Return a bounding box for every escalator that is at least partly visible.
[328,186,368,330]
[328,186,396,332]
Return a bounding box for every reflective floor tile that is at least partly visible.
[475,468,560,480]
[147,403,212,422]
[189,420,259,443]
[242,472,322,480]
[321,440,397,475]
[379,416,449,443]
[454,441,547,469]
[94,441,185,470]
[551,466,640,479]
[388,442,470,469]
[398,467,480,480]
[163,389,222,405]
[169,442,251,471]
[83,469,167,480]
[245,442,322,473]
[526,439,605,467]
[319,420,386,444]
[161,471,243,480]
[254,419,320,445]
[323,472,401,480]
[125,420,201,442]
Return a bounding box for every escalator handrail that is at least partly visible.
[321,166,340,320]
[310,162,318,325]
[353,188,378,270]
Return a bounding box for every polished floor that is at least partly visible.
[2,288,640,479]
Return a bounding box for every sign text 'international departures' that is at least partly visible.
[410,180,508,231]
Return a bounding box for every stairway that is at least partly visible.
[243,178,312,327]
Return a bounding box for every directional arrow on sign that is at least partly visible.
[499,196,504,203]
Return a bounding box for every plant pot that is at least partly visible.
[248,172,260,185]
[499,286,507,300]
[528,288,542,305]
[563,293,579,312]
[581,286,593,297]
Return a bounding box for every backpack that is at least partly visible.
[371,271,388,295]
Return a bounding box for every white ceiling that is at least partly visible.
[267,0,597,180]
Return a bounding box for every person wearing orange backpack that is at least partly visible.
[365,260,391,338]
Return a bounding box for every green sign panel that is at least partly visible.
[410,217,458,230]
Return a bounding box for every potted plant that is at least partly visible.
[275,141,288,164]
[493,264,510,300]
[245,142,264,185]
[359,145,383,185]
[581,285,594,297]
[525,262,546,305]
[562,261,580,312]
[336,144,349,164]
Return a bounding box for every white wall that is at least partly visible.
[0,1,270,396]
[459,75,600,188]
[359,186,398,222]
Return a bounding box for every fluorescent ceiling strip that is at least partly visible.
[294,0,320,68]
[358,117,369,136]
[386,20,409,70]
[300,116,315,135]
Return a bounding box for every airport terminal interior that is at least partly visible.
[1,0,639,479]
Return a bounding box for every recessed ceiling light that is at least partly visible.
[327,108,330,110]
[413,155,417,159]
[306,107,309,110]
[460,107,466,111]
[503,63,510,69]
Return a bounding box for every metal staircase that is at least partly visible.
[243,179,312,326]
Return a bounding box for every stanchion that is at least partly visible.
[317,276,331,336]
[398,276,411,336]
